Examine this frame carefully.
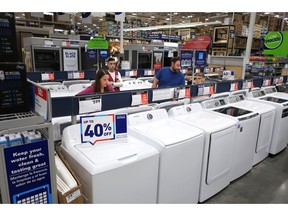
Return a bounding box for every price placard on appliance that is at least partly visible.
[131,91,148,106]
[41,72,54,81]
[79,96,102,114]
[80,114,127,145]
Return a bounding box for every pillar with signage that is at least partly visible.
[87,36,109,69]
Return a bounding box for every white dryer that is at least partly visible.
[201,98,260,182]
[68,83,90,94]
[227,93,276,165]
[168,103,237,202]
[247,89,288,154]
[128,109,205,203]
[61,124,159,203]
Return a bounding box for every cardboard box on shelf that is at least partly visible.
[234,14,243,21]
[56,150,84,204]
[281,68,288,76]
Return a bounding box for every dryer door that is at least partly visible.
[206,126,235,185]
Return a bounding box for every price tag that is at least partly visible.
[41,72,54,81]
[279,77,284,84]
[197,85,204,96]
[185,87,190,98]
[125,71,130,77]
[251,81,254,89]
[152,88,172,101]
[203,86,210,95]
[230,83,235,91]
[141,91,148,104]
[235,83,239,90]
[74,72,80,79]
[79,96,102,114]
[151,70,155,75]
[131,92,142,106]
[80,114,127,144]
[209,86,215,94]
[79,72,84,79]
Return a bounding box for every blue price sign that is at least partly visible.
[80,114,115,145]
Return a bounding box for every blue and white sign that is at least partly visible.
[194,50,207,67]
[80,114,127,145]
[99,49,109,59]
[180,50,193,68]
[4,140,53,204]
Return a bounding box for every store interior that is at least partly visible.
[1,9,288,208]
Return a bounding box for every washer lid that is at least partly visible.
[74,136,151,165]
[130,118,203,146]
[174,110,237,133]
[233,100,275,113]
[213,106,252,117]
[260,96,288,104]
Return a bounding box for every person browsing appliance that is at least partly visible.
[77,69,115,95]
[107,57,123,91]
[152,57,185,88]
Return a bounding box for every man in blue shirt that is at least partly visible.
[152,57,185,88]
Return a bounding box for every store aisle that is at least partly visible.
[204,147,288,204]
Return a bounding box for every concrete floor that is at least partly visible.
[203,147,288,204]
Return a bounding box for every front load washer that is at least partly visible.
[128,109,205,203]
[201,98,260,182]
[247,89,288,154]
[228,92,276,165]
[61,124,160,203]
[168,103,237,202]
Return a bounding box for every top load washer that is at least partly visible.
[128,109,205,203]
[201,98,260,182]
[168,103,237,202]
[227,93,276,165]
[261,86,288,99]
[247,89,288,154]
[61,123,160,203]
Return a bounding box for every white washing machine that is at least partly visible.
[128,109,205,203]
[201,98,260,182]
[227,93,276,165]
[261,86,288,98]
[68,83,90,94]
[168,103,237,202]
[120,80,150,91]
[247,89,288,154]
[61,124,160,203]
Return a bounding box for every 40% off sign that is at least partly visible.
[80,114,115,144]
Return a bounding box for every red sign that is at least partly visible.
[181,36,211,50]
[209,86,215,95]
[35,86,47,101]
[141,92,148,104]
[185,87,190,98]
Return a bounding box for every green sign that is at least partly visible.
[264,32,283,49]
[263,31,288,57]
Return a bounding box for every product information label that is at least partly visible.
[131,91,148,106]
[80,114,127,145]
[63,49,78,71]
[79,96,102,114]
[4,140,52,204]
[35,86,48,120]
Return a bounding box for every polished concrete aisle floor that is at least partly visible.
[204,147,288,204]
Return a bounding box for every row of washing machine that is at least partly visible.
[59,86,288,204]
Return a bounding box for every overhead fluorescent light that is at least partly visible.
[54,29,64,32]
[205,18,209,21]
[166,18,170,21]
[123,21,222,32]
[132,13,137,16]
[44,12,54,16]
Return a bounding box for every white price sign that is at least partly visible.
[79,96,102,114]
[80,114,115,144]
[80,114,128,145]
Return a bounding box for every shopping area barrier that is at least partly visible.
[26,75,288,120]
